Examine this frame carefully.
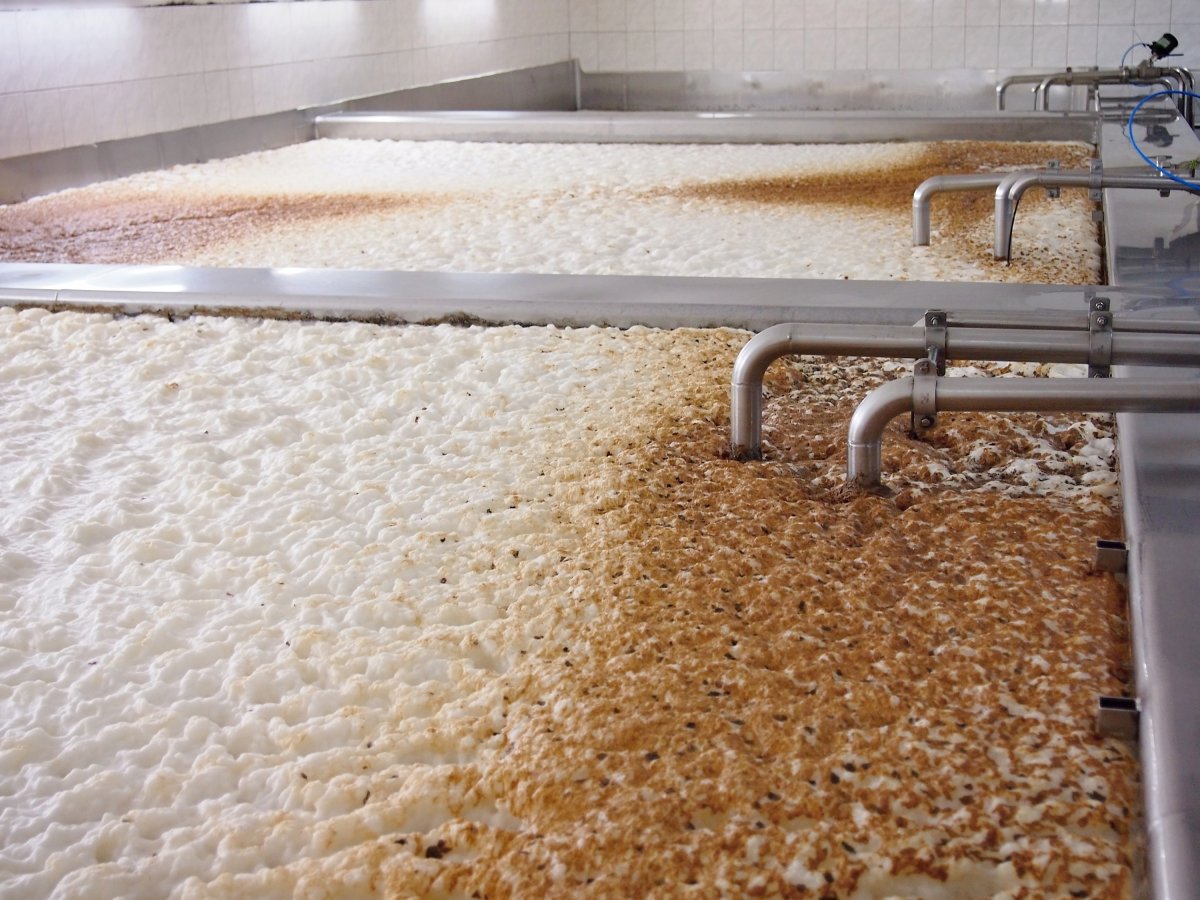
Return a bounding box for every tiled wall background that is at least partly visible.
[4,0,1200,160]
[567,0,1200,73]
[0,0,568,159]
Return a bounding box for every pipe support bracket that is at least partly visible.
[1089,310,1113,378]
[923,310,947,375]
[912,358,939,433]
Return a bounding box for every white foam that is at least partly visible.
[0,311,663,897]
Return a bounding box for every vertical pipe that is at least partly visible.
[912,174,1008,246]
[994,170,1200,261]
[730,324,927,460]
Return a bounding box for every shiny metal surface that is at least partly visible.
[996,168,1200,261]
[0,110,315,205]
[1096,87,1200,900]
[0,263,1106,331]
[313,108,1096,144]
[342,62,578,113]
[0,63,578,204]
[997,72,1071,110]
[1117,403,1200,900]
[847,374,1200,488]
[1102,95,1200,292]
[1034,69,1182,111]
[1030,64,1194,123]
[730,319,1200,460]
[581,69,1013,112]
[912,173,1009,245]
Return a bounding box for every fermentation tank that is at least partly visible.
[2,11,1200,897]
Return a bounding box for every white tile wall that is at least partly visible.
[1,0,571,160]
[567,0,1200,72]
[6,0,1200,161]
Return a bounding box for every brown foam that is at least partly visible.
[0,190,451,265]
[649,141,1092,214]
[646,141,1100,285]
[330,333,1136,897]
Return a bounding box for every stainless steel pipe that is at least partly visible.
[1035,72,1178,110]
[1032,65,1187,108]
[847,376,1200,488]
[997,72,1077,110]
[912,173,1009,246]
[731,323,924,460]
[998,65,1193,119]
[943,309,1200,334]
[994,169,1200,260]
[730,322,1200,460]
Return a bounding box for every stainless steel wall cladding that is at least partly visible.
[0,110,316,205]
[0,63,580,204]
[1096,89,1200,900]
[312,109,1098,145]
[580,69,1016,112]
[340,62,579,113]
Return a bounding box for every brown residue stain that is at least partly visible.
[653,140,1092,215]
[371,332,1135,897]
[0,190,449,264]
[649,140,1100,284]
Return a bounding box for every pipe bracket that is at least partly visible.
[1096,696,1140,741]
[1089,158,1103,201]
[1046,159,1061,199]
[923,309,947,375]
[1089,309,1113,378]
[911,358,938,434]
[1094,538,1129,573]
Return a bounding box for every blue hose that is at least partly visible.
[1126,89,1200,191]
[1121,42,1149,67]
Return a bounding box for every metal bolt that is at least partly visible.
[1096,315,1109,327]
[1092,298,1107,310]
[918,416,935,429]
[928,316,941,325]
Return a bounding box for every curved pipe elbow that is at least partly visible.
[994,170,1095,260]
[912,178,941,245]
[1034,76,1058,110]
[846,378,915,489]
[993,173,1026,260]
[731,323,801,390]
[730,324,925,461]
[730,324,803,461]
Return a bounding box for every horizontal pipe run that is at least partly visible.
[995,169,1200,260]
[996,73,1058,110]
[1037,74,1177,111]
[730,322,1200,460]
[847,376,1200,488]
[1032,66,1185,110]
[912,174,1009,245]
[939,310,1200,334]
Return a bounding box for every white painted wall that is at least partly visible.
[0,0,569,159]
[568,0,1200,74]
